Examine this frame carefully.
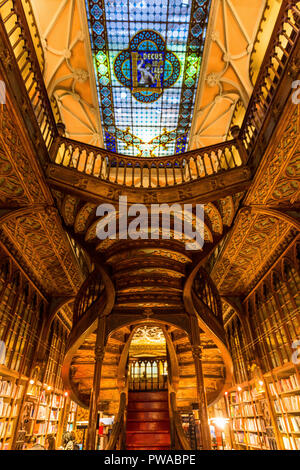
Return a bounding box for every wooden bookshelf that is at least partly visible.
[0,372,26,450]
[24,381,64,446]
[226,381,278,450]
[265,367,300,450]
[66,400,78,432]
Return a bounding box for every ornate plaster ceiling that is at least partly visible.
[189,0,275,149]
[211,102,300,296]
[28,0,280,155]
[30,0,103,146]
[0,75,84,297]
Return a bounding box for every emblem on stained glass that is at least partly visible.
[114,30,180,103]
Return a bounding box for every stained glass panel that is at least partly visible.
[85,0,211,156]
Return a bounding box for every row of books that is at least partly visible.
[33,421,48,435]
[51,394,63,409]
[69,402,77,413]
[248,432,260,446]
[0,399,18,418]
[232,418,266,433]
[47,422,58,434]
[277,416,291,433]
[290,415,300,433]
[274,395,300,413]
[0,380,23,399]
[233,430,260,447]
[269,374,300,395]
[68,412,76,422]
[283,436,300,450]
[36,404,48,420]
[230,403,261,418]
[0,420,13,439]
[49,409,60,421]
[230,390,252,404]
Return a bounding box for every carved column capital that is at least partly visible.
[191,345,203,360]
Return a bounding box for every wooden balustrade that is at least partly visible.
[240,1,300,156]
[1,0,298,183]
[51,135,244,189]
[0,0,57,150]
[73,269,105,325]
[129,357,168,391]
[192,267,223,322]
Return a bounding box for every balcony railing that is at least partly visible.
[51,136,244,189]
[0,0,298,186]
[0,0,57,150]
[240,1,300,156]
[129,357,168,391]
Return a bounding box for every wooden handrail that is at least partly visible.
[240,1,300,156]
[73,269,105,325]
[105,392,127,450]
[51,135,244,189]
[169,392,191,450]
[0,0,57,150]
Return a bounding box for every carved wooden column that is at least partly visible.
[86,315,106,450]
[190,315,211,450]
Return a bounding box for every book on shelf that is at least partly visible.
[282,436,297,450]
[234,431,246,444]
[36,404,48,420]
[280,395,300,412]
[276,415,292,433]
[33,421,47,435]
[0,420,13,439]
[289,415,300,433]
[248,432,260,446]
[269,374,300,396]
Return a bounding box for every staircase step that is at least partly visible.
[126,445,170,450]
[128,391,168,402]
[126,390,171,450]
[126,420,170,432]
[127,410,170,421]
[127,401,168,411]
[126,432,171,446]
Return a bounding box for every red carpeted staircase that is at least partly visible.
[126,390,171,450]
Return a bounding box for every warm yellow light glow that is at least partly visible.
[210,417,229,430]
[237,386,242,391]
[64,391,68,397]
[259,381,264,386]
[29,379,34,385]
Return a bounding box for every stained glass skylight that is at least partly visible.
[85,0,211,157]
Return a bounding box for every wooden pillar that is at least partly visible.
[86,315,106,450]
[190,316,211,450]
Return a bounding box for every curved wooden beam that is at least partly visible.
[62,264,115,406]
[183,247,234,403]
[244,205,300,232]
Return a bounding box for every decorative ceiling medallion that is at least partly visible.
[114,30,180,103]
[131,325,166,345]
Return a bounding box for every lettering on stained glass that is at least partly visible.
[131,51,165,94]
[114,30,180,103]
